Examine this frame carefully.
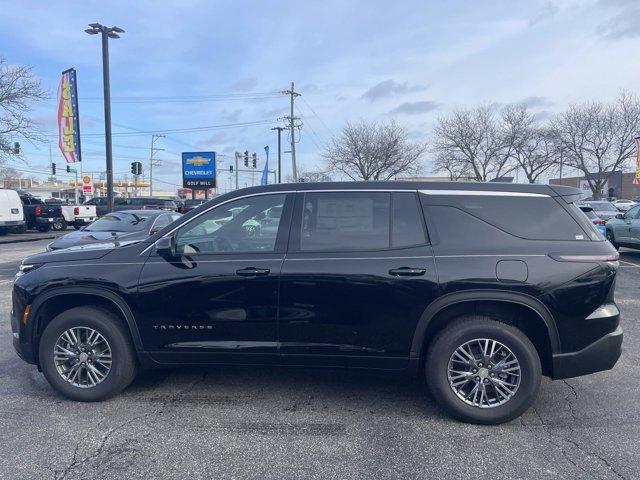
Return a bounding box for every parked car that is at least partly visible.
[59,204,98,230]
[46,209,181,251]
[605,204,640,249]
[84,197,179,216]
[12,182,621,425]
[182,198,206,213]
[19,193,64,232]
[578,200,620,221]
[578,205,607,237]
[612,199,637,211]
[0,188,26,235]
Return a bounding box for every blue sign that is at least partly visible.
[182,151,216,189]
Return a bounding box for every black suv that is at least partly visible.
[11,182,622,424]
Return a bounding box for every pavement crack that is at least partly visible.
[52,372,209,480]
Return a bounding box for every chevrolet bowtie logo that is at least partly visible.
[186,156,211,166]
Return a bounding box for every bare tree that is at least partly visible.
[502,104,558,183]
[298,169,333,183]
[432,105,514,182]
[551,92,640,199]
[322,120,426,180]
[0,58,46,166]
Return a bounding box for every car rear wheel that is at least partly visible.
[52,219,67,231]
[606,229,620,250]
[39,307,137,401]
[425,316,541,425]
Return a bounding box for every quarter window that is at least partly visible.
[175,194,286,254]
[392,193,427,247]
[300,192,390,251]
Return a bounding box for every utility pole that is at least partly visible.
[148,134,165,196]
[85,23,125,213]
[282,82,301,182]
[271,126,284,183]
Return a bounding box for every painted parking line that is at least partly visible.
[619,259,640,268]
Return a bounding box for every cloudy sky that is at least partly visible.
[2,0,640,191]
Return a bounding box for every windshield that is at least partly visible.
[586,201,616,211]
[85,213,153,232]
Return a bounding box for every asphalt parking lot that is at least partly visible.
[0,241,639,480]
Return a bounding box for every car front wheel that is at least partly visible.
[606,229,620,250]
[425,316,541,425]
[38,307,137,401]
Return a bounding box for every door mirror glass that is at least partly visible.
[155,235,175,256]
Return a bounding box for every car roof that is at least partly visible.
[216,181,581,199]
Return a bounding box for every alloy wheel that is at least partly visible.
[53,327,112,388]
[447,338,521,408]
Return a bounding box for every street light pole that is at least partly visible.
[271,126,284,183]
[85,23,124,213]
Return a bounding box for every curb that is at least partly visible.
[0,235,57,246]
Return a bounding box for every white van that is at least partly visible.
[0,189,25,235]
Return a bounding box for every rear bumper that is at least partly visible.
[35,217,61,225]
[0,220,25,227]
[552,326,623,379]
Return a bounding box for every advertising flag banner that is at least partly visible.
[261,145,269,185]
[634,137,640,185]
[182,152,216,188]
[57,68,82,164]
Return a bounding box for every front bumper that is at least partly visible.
[552,326,623,379]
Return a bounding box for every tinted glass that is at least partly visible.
[85,212,153,232]
[440,195,590,241]
[626,205,640,219]
[392,192,427,247]
[175,194,285,254]
[301,192,390,251]
[151,214,173,231]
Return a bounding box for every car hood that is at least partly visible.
[49,230,146,249]
[24,236,146,265]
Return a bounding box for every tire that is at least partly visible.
[425,316,541,425]
[52,219,67,231]
[36,224,51,233]
[73,224,82,230]
[0,227,7,236]
[38,306,137,402]
[606,229,620,250]
[13,224,27,234]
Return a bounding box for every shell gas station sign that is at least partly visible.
[82,175,93,195]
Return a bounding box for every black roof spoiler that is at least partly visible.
[548,185,584,203]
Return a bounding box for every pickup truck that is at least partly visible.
[60,204,97,230]
[19,195,64,232]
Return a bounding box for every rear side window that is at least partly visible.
[434,195,589,241]
[392,193,427,247]
[301,192,390,251]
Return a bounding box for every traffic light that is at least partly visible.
[51,163,56,175]
[229,165,234,173]
[243,151,249,167]
[13,142,20,154]
[66,165,71,173]
[130,161,142,175]
[251,153,257,169]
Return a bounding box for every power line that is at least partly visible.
[301,96,335,138]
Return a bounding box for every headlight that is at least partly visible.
[18,263,41,274]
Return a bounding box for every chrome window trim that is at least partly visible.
[419,189,549,198]
[141,187,552,255]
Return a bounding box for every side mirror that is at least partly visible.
[615,213,625,219]
[155,235,176,257]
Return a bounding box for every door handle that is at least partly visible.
[388,267,426,277]
[236,267,270,277]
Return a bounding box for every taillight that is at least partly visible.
[593,219,605,226]
[74,207,79,215]
[34,206,41,216]
[549,252,619,262]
